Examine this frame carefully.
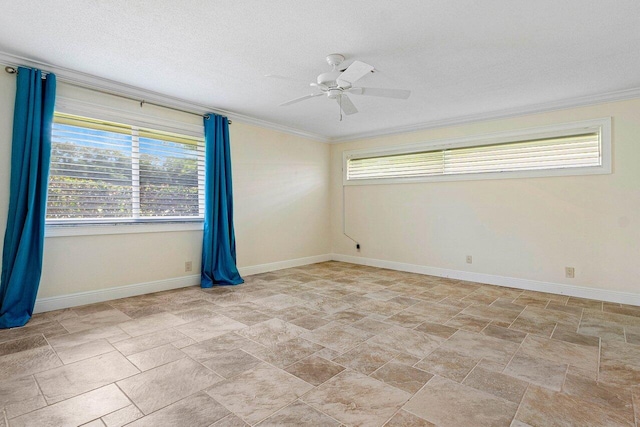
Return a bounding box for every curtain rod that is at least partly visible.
[4,66,231,124]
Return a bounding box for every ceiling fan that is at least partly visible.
[267,54,411,118]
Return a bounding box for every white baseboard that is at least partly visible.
[34,252,638,313]
[34,274,201,313]
[238,254,333,276]
[34,254,333,313]
[331,253,640,306]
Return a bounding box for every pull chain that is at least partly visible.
[339,95,343,121]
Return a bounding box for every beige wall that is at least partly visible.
[331,99,640,295]
[0,73,330,299]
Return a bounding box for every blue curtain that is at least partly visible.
[0,67,56,328]
[201,113,243,287]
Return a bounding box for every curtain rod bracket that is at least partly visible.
[5,66,17,74]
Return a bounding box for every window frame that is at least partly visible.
[47,96,206,236]
[342,117,612,186]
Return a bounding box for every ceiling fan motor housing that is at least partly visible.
[317,71,343,88]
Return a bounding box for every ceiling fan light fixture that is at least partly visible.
[327,88,341,99]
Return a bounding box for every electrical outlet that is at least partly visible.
[565,267,575,278]
[185,261,193,272]
[466,255,472,264]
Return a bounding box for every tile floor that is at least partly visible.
[1,261,639,426]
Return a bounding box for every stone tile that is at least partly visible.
[599,340,640,386]
[406,301,461,323]
[582,308,640,328]
[35,351,139,404]
[509,311,557,337]
[562,374,634,425]
[72,303,115,317]
[127,391,229,427]
[385,311,429,328]
[518,334,598,373]
[117,357,223,414]
[272,305,324,322]
[578,318,626,342]
[171,307,217,323]
[301,370,410,427]
[59,309,131,333]
[80,419,106,426]
[48,326,129,351]
[242,337,323,368]
[394,352,421,365]
[285,355,345,386]
[413,321,458,339]
[253,294,306,310]
[0,320,68,344]
[416,347,480,382]
[207,363,313,425]
[0,334,48,357]
[404,375,518,427]
[181,332,252,362]
[551,324,600,347]
[118,312,187,337]
[0,375,46,419]
[462,304,522,325]
[127,343,186,371]
[462,366,528,404]
[445,313,491,332]
[364,289,402,301]
[112,328,187,356]
[352,317,394,334]
[371,360,433,394]
[0,345,63,381]
[368,326,443,358]
[481,324,527,344]
[256,400,340,426]
[289,315,331,330]
[302,322,370,352]
[567,297,603,310]
[202,349,261,378]
[324,309,368,323]
[440,330,519,366]
[175,315,247,342]
[56,338,116,364]
[101,404,144,427]
[210,414,249,427]
[384,410,436,426]
[516,385,632,427]
[238,318,307,347]
[10,384,130,427]
[304,296,353,315]
[503,352,567,391]
[333,342,397,374]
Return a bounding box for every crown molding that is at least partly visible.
[329,87,640,143]
[0,51,330,143]
[3,50,639,145]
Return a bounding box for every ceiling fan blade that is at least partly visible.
[349,87,411,99]
[265,74,309,84]
[337,60,374,85]
[279,93,322,107]
[337,94,358,115]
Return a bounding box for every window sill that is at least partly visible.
[45,221,204,237]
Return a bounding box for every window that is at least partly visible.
[47,112,205,223]
[344,118,611,185]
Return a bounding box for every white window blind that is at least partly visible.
[47,113,205,222]
[347,132,601,181]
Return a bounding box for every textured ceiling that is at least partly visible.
[1,0,639,140]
